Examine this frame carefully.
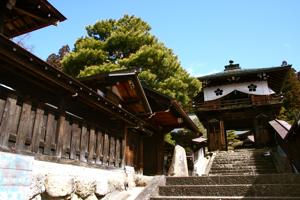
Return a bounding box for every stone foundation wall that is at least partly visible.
[0,152,139,200]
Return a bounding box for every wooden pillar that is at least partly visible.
[30,105,44,153]
[137,135,144,173]
[253,118,259,148]
[219,120,226,150]
[0,96,18,148]
[95,130,103,164]
[44,113,56,155]
[79,125,88,162]
[70,123,81,160]
[115,138,121,167]
[121,125,128,168]
[16,99,32,151]
[109,136,115,166]
[156,132,165,175]
[55,99,66,158]
[102,132,109,165]
[55,114,66,157]
[88,128,97,163]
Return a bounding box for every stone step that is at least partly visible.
[166,174,300,185]
[209,168,277,174]
[213,160,273,164]
[234,148,267,151]
[158,184,300,197]
[215,152,271,156]
[152,150,299,199]
[212,163,275,167]
[214,158,272,161]
[216,153,267,155]
[211,166,275,170]
[213,158,271,162]
[210,167,276,171]
[215,154,268,158]
[214,157,273,160]
[209,173,278,176]
[215,152,267,155]
[216,152,268,156]
[151,196,300,200]
[217,149,269,154]
[209,169,277,174]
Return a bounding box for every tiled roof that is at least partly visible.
[199,65,291,80]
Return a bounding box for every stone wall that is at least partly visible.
[0,152,143,200]
[0,152,33,199]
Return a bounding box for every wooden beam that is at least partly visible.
[13,7,49,24]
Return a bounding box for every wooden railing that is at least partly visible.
[0,89,125,168]
[195,95,283,111]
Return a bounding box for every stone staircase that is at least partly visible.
[151,148,300,200]
[209,148,277,175]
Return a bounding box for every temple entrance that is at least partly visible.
[193,61,290,152]
[207,119,226,151]
[201,112,277,152]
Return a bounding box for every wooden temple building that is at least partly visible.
[79,70,200,174]
[194,61,291,151]
[0,0,200,175]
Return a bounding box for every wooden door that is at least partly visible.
[207,119,226,151]
[125,130,143,172]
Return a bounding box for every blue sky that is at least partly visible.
[20,0,300,77]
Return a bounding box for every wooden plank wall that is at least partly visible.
[0,94,124,168]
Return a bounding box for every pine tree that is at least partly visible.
[279,68,300,123]
[61,15,201,107]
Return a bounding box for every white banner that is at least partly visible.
[203,81,275,101]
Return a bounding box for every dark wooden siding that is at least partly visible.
[0,90,125,168]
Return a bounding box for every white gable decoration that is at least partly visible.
[203,81,275,101]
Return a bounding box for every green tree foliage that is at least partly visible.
[164,133,176,146]
[226,130,238,144]
[62,15,201,106]
[165,117,205,147]
[226,130,243,150]
[278,68,300,123]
